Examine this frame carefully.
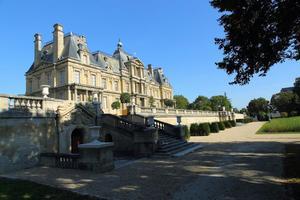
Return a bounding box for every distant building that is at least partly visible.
[280,77,300,93]
[25,24,173,113]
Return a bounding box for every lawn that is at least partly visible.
[257,116,300,133]
[0,178,99,200]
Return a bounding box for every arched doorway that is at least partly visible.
[71,128,84,153]
[104,134,113,142]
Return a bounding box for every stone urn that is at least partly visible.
[41,85,50,98]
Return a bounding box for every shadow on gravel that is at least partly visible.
[2,141,295,200]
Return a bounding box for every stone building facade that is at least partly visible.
[25,24,173,114]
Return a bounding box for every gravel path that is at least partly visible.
[2,122,300,200]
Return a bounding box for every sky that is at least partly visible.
[0,0,299,109]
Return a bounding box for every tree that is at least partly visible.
[210,0,300,85]
[149,96,155,107]
[271,91,299,115]
[111,101,120,110]
[120,93,131,104]
[210,95,232,111]
[240,108,249,115]
[247,98,269,117]
[174,95,189,109]
[189,96,212,110]
[164,99,174,108]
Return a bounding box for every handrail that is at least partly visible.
[101,114,146,131]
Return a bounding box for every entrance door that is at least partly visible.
[71,129,84,153]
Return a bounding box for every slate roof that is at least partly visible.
[26,32,171,87]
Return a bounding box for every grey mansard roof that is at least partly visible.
[26,32,171,87]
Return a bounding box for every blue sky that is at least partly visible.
[0,0,299,109]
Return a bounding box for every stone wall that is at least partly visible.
[0,114,57,173]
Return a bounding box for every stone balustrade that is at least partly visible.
[137,106,220,117]
[0,94,69,114]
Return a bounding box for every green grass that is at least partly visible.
[257,116,300,133]
[0,178,99,200]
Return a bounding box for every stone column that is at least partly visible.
[74,87,78,102]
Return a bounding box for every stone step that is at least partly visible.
[155,143,201,157]
[157,142,191,153]
[159,140,187,149]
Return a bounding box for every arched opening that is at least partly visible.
[104,134,113,142]
[71,128,84,153]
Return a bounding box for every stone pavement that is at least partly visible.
[2,122,300,200]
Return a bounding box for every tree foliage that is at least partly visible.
[189,96,212,111]
[211,0,300,85]
[120,93,130,104]
[164,99,174,108]
[271,91,299,114]
[149,96,155,107]
[174,95,189,109]
[247,98,269,117]
[111,101,121,110]
[210,95,232,111]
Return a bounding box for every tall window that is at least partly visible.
[103,96,107,109]
[29,79,33,93]
[91,74,96,86]
[37,77,40,89]
[126,82,130,92]
[102,78,107,89]
[74,70,80,84]
[83,55,88,64]
[114,81,119,91]
[59,70,65,86]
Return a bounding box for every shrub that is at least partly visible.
[218,122,225,130]
[111,101,121,110]
[224,121,232,128]
[280,112,288,118]
[229,120,236,127]
[120,93,131,104]
[243,118,253,123]
[190,123,198,136]
[182,125,190,140]
[199,123,211,136]
[210,122,219,133]
[290,111,298,117]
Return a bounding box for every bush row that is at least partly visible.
[189,120,237,136]
[236,118,253,123]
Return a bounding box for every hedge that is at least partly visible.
[190,123,199,136]
[224,121,232,128]
[199,123,211,136]
[229,120,236,127]
[218,122,225,130]
[210,122,219,133]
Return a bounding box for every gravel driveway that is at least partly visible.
[2,122,300,200]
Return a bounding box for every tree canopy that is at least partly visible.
[120,93,130,104]
[271,91,299,114]
[211,0,300,85]
[247,98,269,117]
[174,95,189,109]
[210,95,232,111]
[189,96,212,111]
[111,101,121,110]
[164,99,174,108]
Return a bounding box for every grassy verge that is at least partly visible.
[0,178,99,200]
[284,144,300,199]
[257,117,300,133]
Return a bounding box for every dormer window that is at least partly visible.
[83,55,88,64]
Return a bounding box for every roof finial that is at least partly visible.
[117,38,123,49]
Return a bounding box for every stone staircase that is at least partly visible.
[155,133,202,157]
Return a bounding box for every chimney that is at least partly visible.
[34,33,42,66]
[53,23,64,62]
[147,64,153,76]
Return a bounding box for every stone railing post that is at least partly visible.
[0,95,9,112]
